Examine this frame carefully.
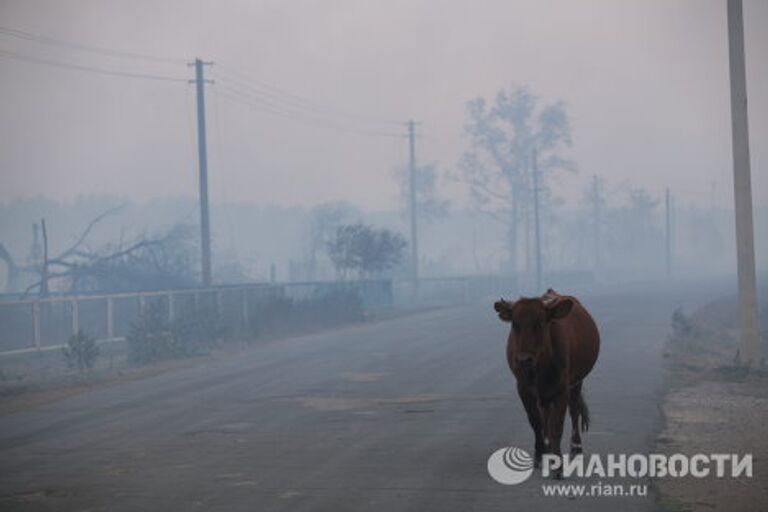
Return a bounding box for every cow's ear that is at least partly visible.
[546,298,573,320]
[493,299,514,322]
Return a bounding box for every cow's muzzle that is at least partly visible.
[516,353,535,367]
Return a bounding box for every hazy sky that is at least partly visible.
[1,0,766,211]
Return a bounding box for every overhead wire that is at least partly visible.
[0,25,404,136]
[0,25,186,64]
[0,48,188,82]
[0,23,410,204]
[217,86,403,138]
[212,82,403,137]
[213,64,402,127]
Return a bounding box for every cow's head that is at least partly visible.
[493,296,573,368]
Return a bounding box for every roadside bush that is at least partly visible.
[173,302,227,351]
[248,289,363,340]
[670,308,697,343]
[305,289,364,327]
[127,302,176,364]
[62,330,99,373]
[127,301,224,364]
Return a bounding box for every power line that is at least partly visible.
[0,49,188,82]
[217,81,394,131]
[0,26,402,129]
[0,45,400,136]
[215,75,403,133]
[215,64,400,125]
[216,88,389,135]
[217,87,401,138]
[214,64,401,127]
[0,25,185,64]
[217,81,322,119]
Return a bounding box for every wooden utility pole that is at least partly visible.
[727,0,760,366]
[190,58,213,287]
[532,149,542,292]
[40,218,49,298]
[593,175,601,274]
[407,120,419,289]
[29,223,42,267]
[665,188,672,279]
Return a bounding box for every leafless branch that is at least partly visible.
[56,204,125,261]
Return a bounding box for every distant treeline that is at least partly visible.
[1,195,766,293]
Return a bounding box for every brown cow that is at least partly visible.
[494,289,600,476]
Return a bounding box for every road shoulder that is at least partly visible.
[656,292,768,511]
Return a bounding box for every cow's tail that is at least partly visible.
[577,389,590,432]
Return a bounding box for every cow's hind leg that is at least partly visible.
[568,382,590,455]
[517,383,545,467]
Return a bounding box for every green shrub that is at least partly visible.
[127,301,175,364]
[127,300,224,364]
[247,289,363,340]
[63,330,99,373]
[172,302,226,352]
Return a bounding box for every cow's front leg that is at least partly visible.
[517,382,545,467]
[545,391,569,479]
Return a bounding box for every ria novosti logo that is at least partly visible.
[487,446,753,485]
[487,446,535,485]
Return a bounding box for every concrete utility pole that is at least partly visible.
[727,0,760,367]
[592,175,601,275]
[532,149,542,292]
[407,120,419,288]
[665,188,672,279]
[28,223,42,268]
[190,58,213,287]
[40,218,49,298]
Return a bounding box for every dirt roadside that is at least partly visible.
[656,291,768,512]
[0,305,441,416]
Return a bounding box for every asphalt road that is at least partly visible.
[0,284,725,511]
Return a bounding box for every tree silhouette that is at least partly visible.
[459,85,575,274]
[326,223,407,280]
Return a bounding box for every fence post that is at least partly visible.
[241,288,249,330]
[32,301,41,351]
[138,294,146,316]
[71,299,79,336]
[106,297,114,340]
[168,292,175,322]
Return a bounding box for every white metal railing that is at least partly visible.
[0,280,393,357]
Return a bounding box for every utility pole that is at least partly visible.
[40,218,49,298]
[665,188,672,279]
[592,175,601,275]
[407,120,419,290]
[727,0,760,367]
[28,223,42,268]
[190,58,213,287]
[532,149,542,292]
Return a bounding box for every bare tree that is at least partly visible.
[391,161,450,222]
[459,85,575,274]
[0,243,18,291]
[17,208,199,296]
